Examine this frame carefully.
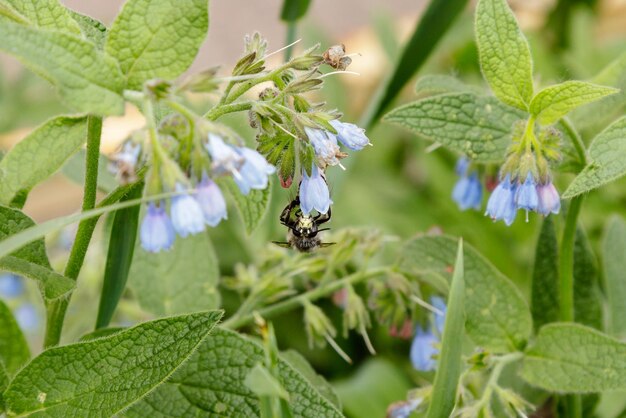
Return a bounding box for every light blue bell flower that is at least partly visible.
[234,147,276,195]
[195,175,228,227]
[304,127,343,167]
[205,133,244,179]
[299,164,332,215]
[515,173,539,220]
[485,174,518,226]
[140,202,175,252]
[537,181,561,216]
[329,119,371,150]
[0,273,23,298]
[452,172,483,211]
[410,325,438,372]
[170,184,205,237]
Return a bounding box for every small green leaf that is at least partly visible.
[563,116,626,198]
[531,217,559,331]
[130,230,220,316]
[280,0,311,22]
[222,178,272,235]
[0,116,87,205]
[0,206,50,268]
[573,227,602,330]
[280,350,341,409]
[3,311,223,417]
[0,299,30,376]
[0,256,74,301]
[0,19,124,115]
[529,81,618,125]
[426,239,464,418]
[96,183,143,329]
[0,0,81,33]
[399,235,532,353]
[126,328,344,418]
[475,0,534,110]
[521,323,626,393]
[106,0,209,90]
[385,93,524,163]
[245,364,290,400]
[415,74,481,97]
[68,10,108,49]
[604,215,626,338]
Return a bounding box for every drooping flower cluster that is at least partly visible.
[410,296,446,372]
[452,157,483,211]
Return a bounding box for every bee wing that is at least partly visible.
[271,241,292,249]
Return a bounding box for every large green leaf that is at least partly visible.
[0,116,87,205]
[414,74,481,97]
[106,0,209,90]
[573,227,602,330]
[385,93,523,162]
[280,350,341,409]
[531,217,559,331]
[222,178,272,235]
[399,235,532,353]
[280,0,311,21]
[130,230,220,316]
[0,299,30,376]
[426,240,464,418]
[529,81,618,125]
[0,0,81,33]
[475,0,534,110]
[3,311,223,417]
[563,116,626,198]
[604,215,626,338]
[125,327,344,418]
[0,19,124,115]
[0,361,8,412]
[521,323,626,393]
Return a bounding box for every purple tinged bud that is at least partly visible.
[234,147,276,195]
[485,174,518,226]
[329,120,371,150]
[195,176,228,227]
[410,325,438,372]
[171,184,206,237]
[299,164,332,215]
[452,172,483,211]
[15,303,38,332]
[515,173,539,219]
[140,203,175,252]
[455,157,470,176]
[537,182,561,216]
[0,273,23,298]
[304,127,343,167]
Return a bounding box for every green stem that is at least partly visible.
[284,22,297,61]
[203,101,254,121]
[476,352,524,410]
[223,267,388,329]
[561,118,588,166]
[44,115,103,348]
[220,62,293,106]
[559,195,583,322]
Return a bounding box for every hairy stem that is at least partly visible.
[475,352,524,410]
[223,267,389,329]
[561,118,588,166]
[44,115,103,348]
[559,196,583,322]
[204,101,254,121]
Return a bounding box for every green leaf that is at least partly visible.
[126,327,344,418]
[67,10,108,50]
[563,116,626,198]
[0,299,30,376]
[604,215,626,338]
[399,235,532,353]
[3,311,223,417]
[0,256,74,301]
[79,327,125,342]
[245,364,290,400]
[280,0,311,22]
[105,0,209,90]
[130,230,220,317]
[95,183,143,329]
[415,74,481,97]
[529,81,618,125]
[0,206,50,268]
[426,239,464,418]
[385,93,524,163]
[280,350,341,409]
[0,0,81,33]
[573,227,602,330]
[0,19,124,115]
[0,361,9,412]
[475,0,534,110]
[531,217,559,331]
[520,323,626,393]
[61,150,118,194]
[360,0,469,128]
[0,116,88,205]
[222,178,272,235]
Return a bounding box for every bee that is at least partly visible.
[272,196,335,252]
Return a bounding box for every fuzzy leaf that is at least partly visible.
[399,235,532,353]
[0,206,50,268]
[106,0,209,90]
[573,227,602,329]
[68,10,107,49]
[130,231,220,316]
[0,116,87,205]
[0,256,74,301]
[426,240,464,418]
[3,311,223,417]
[531,217,559,330]
[222,178,272,235]
[563,116,626,198]
[126,328,344,418]
[475,0,534,110]
[604,216,626,338]
[0,19,124,115]
[529,81,618,125]
[0,299,30,376]
[415,74,481,96]
[0,0,81,33]
[521,323,626,393]
[0,361,8,412]
[385,93,524,163]
[280,350,341,409]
